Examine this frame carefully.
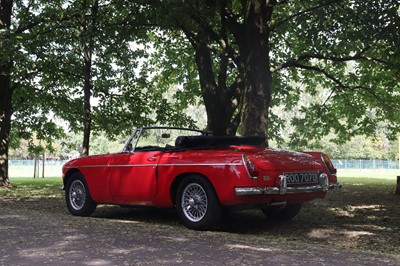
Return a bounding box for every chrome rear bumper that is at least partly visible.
[235,174,342,196]
[328,183,342,190]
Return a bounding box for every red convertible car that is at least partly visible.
[62,127,341,230]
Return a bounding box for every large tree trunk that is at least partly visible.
[190,0,274,140]
[240,0,274,145]
[0,0,13,186]
[80,0,98,156]
[81,61,92,157]
[195,42,236,136]
[0,72,13,186]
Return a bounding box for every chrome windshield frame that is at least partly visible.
[122,126,207,153]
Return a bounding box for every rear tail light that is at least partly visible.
[321,153,337,175]
[242,153,259,179]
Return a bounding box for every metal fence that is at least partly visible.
[9,160,68,167]
[9,160,69,178]
[331,159,399,169]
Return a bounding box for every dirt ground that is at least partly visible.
[1,183,400,265]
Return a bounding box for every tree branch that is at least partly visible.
[285,62,393,110]
[187,12,223,47]
[288,62,346,88]
[271,0,342,31]
[176,20,197,48]
[273,44,392,73]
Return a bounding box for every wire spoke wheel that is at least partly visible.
[65,172,97,216]
[69,179,87,210]
[181,183,208,222]
[176,175,222,230]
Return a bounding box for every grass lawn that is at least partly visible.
[0,177,62,198]
[338,169,400,179]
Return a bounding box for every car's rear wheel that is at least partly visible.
[261,203,302,221]
[65,172,97,216]
[176,175,222,230]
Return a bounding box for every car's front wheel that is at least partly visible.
[65,172,97,216]
[261,203,302,221]
[176,175,222,230]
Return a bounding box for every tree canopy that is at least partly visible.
[142,0,400,142]
[1,0,400,185]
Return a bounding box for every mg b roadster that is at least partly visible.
[62,127,341,230]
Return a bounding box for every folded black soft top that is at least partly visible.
[175,135,265,148]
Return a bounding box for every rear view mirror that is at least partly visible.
[161,133,170,138]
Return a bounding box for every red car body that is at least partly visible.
[62,127,341,230]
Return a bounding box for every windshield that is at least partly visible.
[127,127,206,152]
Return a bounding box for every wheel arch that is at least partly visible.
[64,169,97,216]
[170,172,220,206]
[63,168,82,188]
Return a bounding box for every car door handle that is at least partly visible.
[147,156,157,162]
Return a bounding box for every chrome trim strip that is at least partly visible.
[63,164,157,169]
[158,163,242,167]
[235,177,342,196]
[235,183,342,196]
[63,163,242,169]
[63,165,105,169]
[235,187,264,195]
[109,164,158,167]
[329,183,342,190]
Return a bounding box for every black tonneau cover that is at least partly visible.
[175,136,265,148]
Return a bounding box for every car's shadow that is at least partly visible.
[88,185,400,238]
[92,205,182,226]
[90,204,297,233]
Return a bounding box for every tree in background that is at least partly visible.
[1,0,66,186]
[39,0,196,156]
[1,0,196,186]
[35,0,147,157]
[0,0,13,186]
[274,0,400,146]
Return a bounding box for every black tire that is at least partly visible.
[176,175,222,230]
[65,172,97,216]
[261,203,302,221]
